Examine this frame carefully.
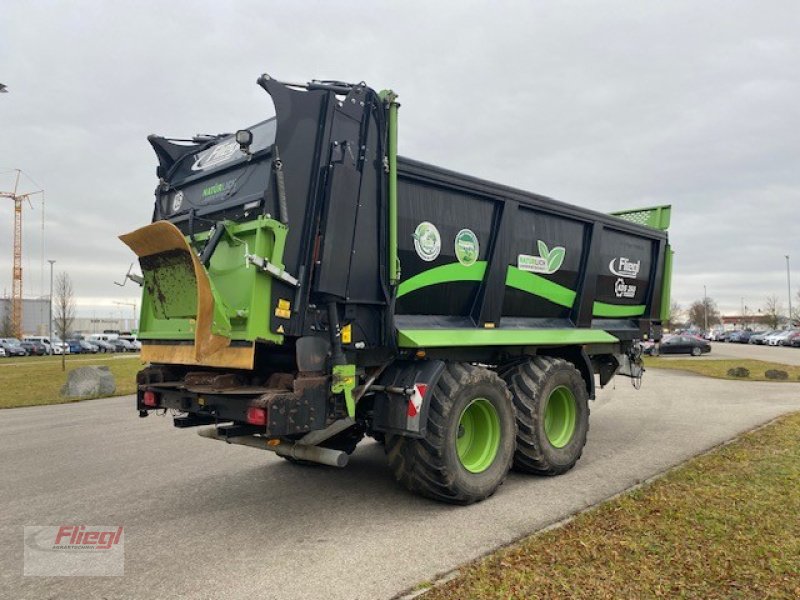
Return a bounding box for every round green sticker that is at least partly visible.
[454,228,479,267]
[413,221,441,262]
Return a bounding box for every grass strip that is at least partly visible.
[0,355,141,408]
[426,412,800,599]
[644,357,800,381]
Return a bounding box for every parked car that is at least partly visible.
[748,330,776,345]
[80,340,100,353]
[110,338,135,353]
[119,335,142,351]
[645,334,712,357]
[20,340,48,356]
[780,330,800,347]
[67,339,99,354]
[0,346,5,357]
[766,330,793,346]
[729,330,755,343]
[22,335,70,355]
[90,339,117,353]
[0,339,28,356]
[52,337,71,355]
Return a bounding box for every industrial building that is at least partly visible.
[0,297,51,336]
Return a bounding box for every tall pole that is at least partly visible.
[703,285,708,331]
[1,169,43,338]
[787,255,793,327]
[741,297,744,328]
[48,259,55,349]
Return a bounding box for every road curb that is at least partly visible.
[393,411,797,599]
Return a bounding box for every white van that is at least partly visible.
[88,333,119,343]
[23,336,70,355]
[119,334,142,351]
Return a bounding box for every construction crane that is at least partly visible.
[113,300,138,331]
[1,170,43,338]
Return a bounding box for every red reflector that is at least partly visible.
[246,407,267,426]
[143,391,159,407]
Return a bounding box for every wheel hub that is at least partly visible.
[544,385,577,448]
[456,398,501,473]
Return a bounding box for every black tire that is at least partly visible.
[691,346,701,357]
[385,362,516,505]
[502,357,589,475]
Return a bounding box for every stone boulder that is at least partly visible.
[764,369,788,381]
[61,366,116,398]
[726,366,750,378]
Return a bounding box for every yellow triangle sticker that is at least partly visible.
[276,325,284,334]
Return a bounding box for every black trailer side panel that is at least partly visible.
[395,179,497,317]
[502,207,588,320]
[395,157,667,336]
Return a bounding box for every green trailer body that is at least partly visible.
[122,73,673,504]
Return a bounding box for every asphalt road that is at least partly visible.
[1,370,798,600]
[703,340,800,365]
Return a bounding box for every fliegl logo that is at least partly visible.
[609,256,641,279]
[52,525,124,550]
[191,140,239,172]
[24,525,125,576]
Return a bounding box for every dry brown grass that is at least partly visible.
[426,412,800,599]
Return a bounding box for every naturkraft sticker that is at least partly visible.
[454,228,479,267]
[413,221,442,262]
[518,240,565,275]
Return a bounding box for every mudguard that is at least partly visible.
[372,359,446,438]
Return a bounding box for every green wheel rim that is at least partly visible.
[456,398,501,473]
[544,386,577,448]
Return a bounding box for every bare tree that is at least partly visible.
[687,297,720,329]
[0,308,13,338]
[762,294,783,330]
[53,273,76,371]
[666,300,683,331]
[793,289,800,325]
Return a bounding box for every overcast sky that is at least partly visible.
[1,1,798,319]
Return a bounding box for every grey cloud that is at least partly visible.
[1,1,798,316]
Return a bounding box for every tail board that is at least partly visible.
[120,221,255,369]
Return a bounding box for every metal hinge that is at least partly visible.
[245,254,299,287]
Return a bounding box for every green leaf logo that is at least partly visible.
[537,240,549,260]
[534,240,566,274]
[547,247,565,273]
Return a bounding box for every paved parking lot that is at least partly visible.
[702,340,800,365]
[1,369,798,599]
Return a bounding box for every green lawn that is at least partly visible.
[0,354,142,408]
[644,356,800,381]
[425,412,800,599]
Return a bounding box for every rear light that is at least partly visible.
[142,390,159,407]
[246,406,267,426]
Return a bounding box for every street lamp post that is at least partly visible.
[48,259,56,350]
[787,255,793,326]
[703,285,708,331]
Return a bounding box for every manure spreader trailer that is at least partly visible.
[122,73,673,504]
